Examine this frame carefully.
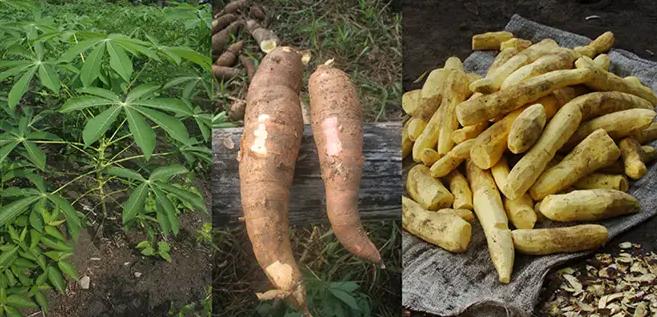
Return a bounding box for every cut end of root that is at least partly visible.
[260,40,278,53]
[379,261,386,269]
[323,58,335,67]
[301,50,312,65]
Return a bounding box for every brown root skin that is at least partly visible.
[239,54,257,81]
[212,65,241,80]
[228,99,246,121]
[212,20,243,54]
[215,41,244,67]
[249,4,266,21]
[218,0,248,16]
[308,63,382,265]
[212,13,238,35]
[247,19,280,53]
[239,47,307,312]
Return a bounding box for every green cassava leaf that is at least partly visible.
[136,107,189,143]
[125,107,155,159]
[22,141,46,170]
[82,105,121,145]
[122,182,148,225]
[80,42,105,87]
[6,294,37,308]
[8,65,37,109]
[0,196,40,226]
[49,195,82,239]
[47,266,66,293]
[37,63,60,93]
[60,95,114,112]
[105,167,145,181]
[153,187,179,235]
[126,83,160,102]
[57,260,79,280]
[149,164,187,181]
[106,41,133,81]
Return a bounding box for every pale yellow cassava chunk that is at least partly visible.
[512,224,608,255]
[573,173,629,192]
[402,196,471,253]
[472,31,514,50]
[538,189,640,222]
[500,38,532,51]
[457,68,591,126]
[574,31,614,58]
[566,108,656,148]
[446,170,473,210]
[501,48,577,89]
[508,103,547,154]
[530,129,621,200]
[503,91,648,200]
[619,138,647,180]
[631,122,657,144]
[490,157,537,230]
[576,56,657,104]
[430,139,474,177]
[406,164,454,210]
[470,109,521,169]
[466,161,514,283]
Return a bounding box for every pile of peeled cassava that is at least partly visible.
[238,47,381,316]
[402,30,657,284]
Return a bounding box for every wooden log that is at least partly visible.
[212,122,402,226]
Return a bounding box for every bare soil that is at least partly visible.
[42,210,211,317]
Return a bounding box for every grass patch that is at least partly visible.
[214,221,401,316]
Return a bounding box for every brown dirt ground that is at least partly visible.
[403,0,657,316]
[38,181,212,317]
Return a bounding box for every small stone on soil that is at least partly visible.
[134,272,142,278]
[80,276,90,289]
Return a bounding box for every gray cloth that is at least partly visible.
[402,14,657,317]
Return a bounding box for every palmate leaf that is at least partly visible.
[60,84,193,157]
[109,165,204,235]
[22,141,46,170]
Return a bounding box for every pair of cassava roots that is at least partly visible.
[238,47,381,315]
[402,30,657,284]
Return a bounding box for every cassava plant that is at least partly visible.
[0,1,214,314]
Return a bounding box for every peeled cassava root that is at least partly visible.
[308,63,382,265]
[402,29,656,285]
[239,47,308,313]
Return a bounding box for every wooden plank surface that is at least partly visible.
[212,122,402,226]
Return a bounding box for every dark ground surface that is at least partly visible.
[39,180,213,317]
[43,212,211,317]
[403,0,657,316]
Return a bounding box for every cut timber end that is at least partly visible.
[212,122,402,226]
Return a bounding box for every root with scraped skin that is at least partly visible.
[239,47,309,314]
[308,62,383,265]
